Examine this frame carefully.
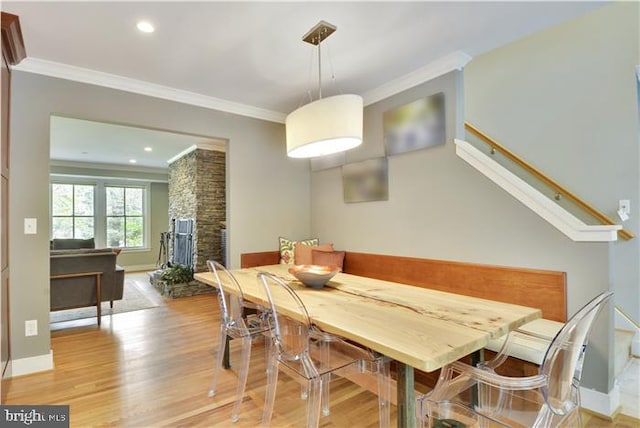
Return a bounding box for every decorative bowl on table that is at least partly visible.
[288,265,341,289]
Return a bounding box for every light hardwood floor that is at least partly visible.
[3,292,639,427]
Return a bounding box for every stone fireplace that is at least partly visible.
[168,148,226,273]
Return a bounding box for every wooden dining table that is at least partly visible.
[194,264,541,428]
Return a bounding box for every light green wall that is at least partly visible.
[465,2,639,390]
[9,72,310,362]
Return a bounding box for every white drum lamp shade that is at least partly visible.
[286,94,363,158]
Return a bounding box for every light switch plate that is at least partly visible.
[24,218,37,235]
[619,200,630,215]
[618,200,631,222]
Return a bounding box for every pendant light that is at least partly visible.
[286,21,363,158]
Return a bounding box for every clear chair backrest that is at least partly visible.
[207,260,246,327]
[258,272,313,363]
[540,291,613,415]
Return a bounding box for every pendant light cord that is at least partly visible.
[317,37,322,99]
[327,44,343,95]
[296,46,316,108]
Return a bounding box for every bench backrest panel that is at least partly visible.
[344,252,566,322]
[240,250,567,322]
[241,251,280,269]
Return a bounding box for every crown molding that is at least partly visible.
[362,51,472,106]
[50,159,169,175]
[166,142,225,165]
[167,145,198,165]
[14,51,472,123]
[12,57,287,124]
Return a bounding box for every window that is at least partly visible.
[50,181,148,249]
[51,184,95,239]
[106,186,144,248]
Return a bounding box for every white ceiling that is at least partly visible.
[6,2,605,168]
[50,116,225,169]
[4,1,604,115]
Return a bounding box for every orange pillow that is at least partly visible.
[294,243,333,265]
[312,250,345,270]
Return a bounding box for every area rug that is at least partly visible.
[50,276,162,324]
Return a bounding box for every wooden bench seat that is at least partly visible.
[485,318,564,365]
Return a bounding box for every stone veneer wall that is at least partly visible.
[168,149,226,273]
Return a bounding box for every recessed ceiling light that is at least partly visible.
[129,159,137,164]
[136,21,155,33]
[144,147,153,152]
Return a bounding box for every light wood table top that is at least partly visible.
[195,264,541,372]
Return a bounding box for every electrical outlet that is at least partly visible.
[25,319,38,337]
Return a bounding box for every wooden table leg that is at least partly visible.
[96,273,102,326]
[397,362,416,428]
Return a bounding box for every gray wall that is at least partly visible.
[311,76,612,389]
[10,72,310,361]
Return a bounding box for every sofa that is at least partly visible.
[50,237,96,250]
[50,245,125,312]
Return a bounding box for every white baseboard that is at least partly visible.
[9,350,54,377]
[633,339,640,357]
[124,264,157,272]
[580,384,621,417]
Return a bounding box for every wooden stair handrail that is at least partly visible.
[465,122,634,241]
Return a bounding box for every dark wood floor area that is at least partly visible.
[3,292,639,427]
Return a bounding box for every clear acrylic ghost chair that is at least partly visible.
[257,272,391,428]
[207,260,272,423]
[417,291,613,428]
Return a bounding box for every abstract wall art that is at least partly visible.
[384,92,445,155]
[342,157,389,203]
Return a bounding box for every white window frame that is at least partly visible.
[49,181,97,240]
[50,176,151,251]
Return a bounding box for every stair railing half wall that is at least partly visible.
[465,122,634,241]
